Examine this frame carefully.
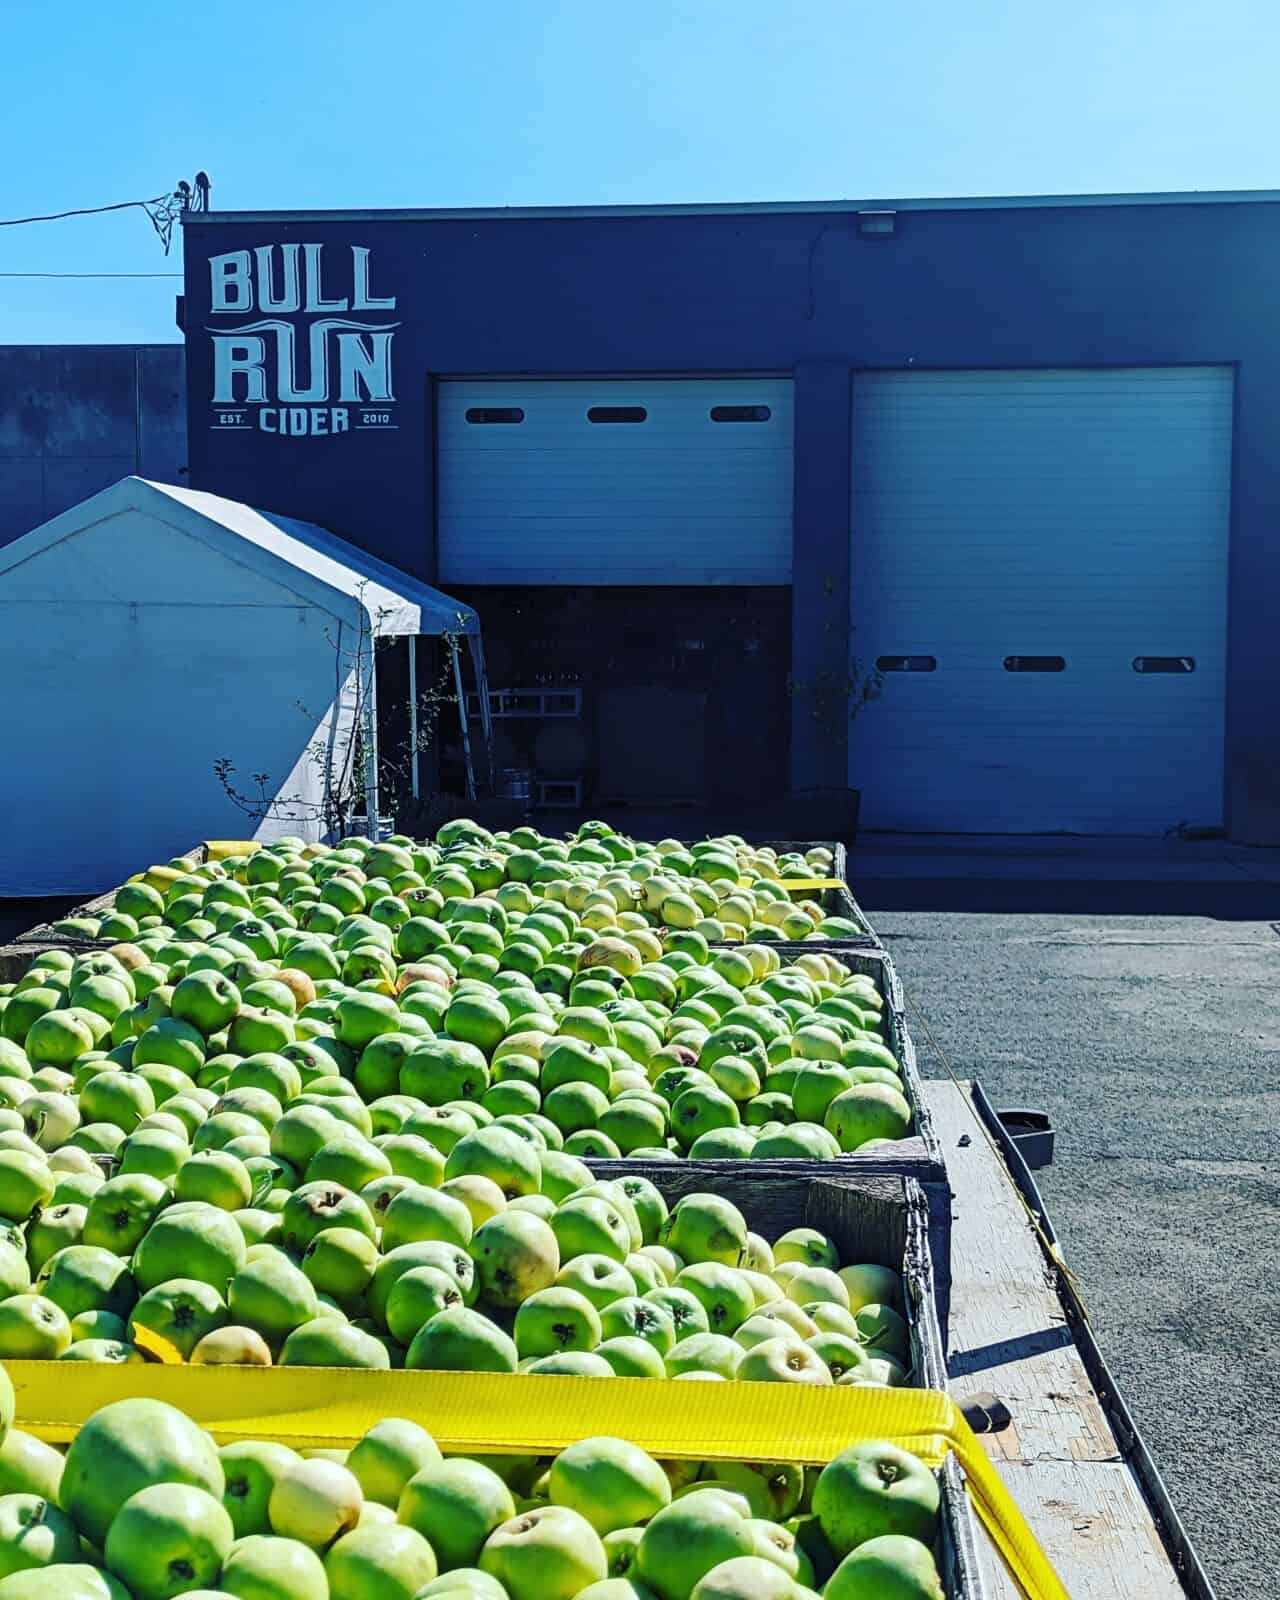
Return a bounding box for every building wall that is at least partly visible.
[0,346,187,547]
[179,202,1280,842]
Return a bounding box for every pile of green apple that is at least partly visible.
[49,827,864,949]
[0,1362,948,1600]
[0,1081,914,1375]
[0,826,911,1169]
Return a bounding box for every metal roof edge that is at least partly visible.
[182,189,1280,225]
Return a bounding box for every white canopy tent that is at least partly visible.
[0,476,490,895]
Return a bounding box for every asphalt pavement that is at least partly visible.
[859,846,1280,1600]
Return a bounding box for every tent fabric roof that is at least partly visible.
[0,476,478,638]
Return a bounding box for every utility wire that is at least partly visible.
[0,272,182,279]
[0,197,167,229]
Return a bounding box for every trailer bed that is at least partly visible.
[926,1080,1199,1599]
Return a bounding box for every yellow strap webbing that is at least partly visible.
[9,1366,1066,1600]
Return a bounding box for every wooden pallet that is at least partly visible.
[925,1081,1188,1599]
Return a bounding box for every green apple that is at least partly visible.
[852,1304,910,1362]
[523,1351,613,1376]
[823,1086,911,1152]
[807,1303,858,1337]
[24,1208,82,1275]
[282,1182,375,1253]
[405,1307,518,1373]
[0,1564,131,1600]
[0,1491,81,1578]
[555,1255,637,1310]
[772,1229,839,1272]
[514,1286,601,1358]
[133,1019,206,1078]
[664,1333,742,1379]
[480,1505,607,1600]
[220,1534,329,1600]
[21,1090,79,1152]
[59,1396,224,1547]
[837,1266,902,1315]
[23,1013,95,1070]
[596,1336,667,1378]
[418,1568,508,1600]
[82,1173,168,1254]
[369,1242,477,1326]
[228,1008,294,1057]
[644,1287,709,1340]
[812,1444,939,1556]
[68,1308,128,1342]
[191,1325,274,1366]
[302,1227,379,1304]
[268,1457,363,1548]
[307,1137,391,1193]
[127,1279,227,1359]
[175,1149,254,1210]
[220,1440,303,1536]
[823,1535,943,1600]
[747,1519,811,1583]
[0,1294,70,1358]
[444,994,509,1056]
[104,1482,235,1600]
[229,1255,318,1342]
[635,1490,755,1600]
[355,1126,432,1184]
[381,1185,473,1253]
[230,1054,302,1104]
[279,1320,390,1369]
[809,1334,870,1383]
[171,971,241,1036]
[543,1084,609,1140]
[472,1211,560,1308]
[675,1265,754,1333]
[445,1127,540,1200]
[346,1418,440,1509]
[398,1456,516,1570]
[689,1556,798,1600]
[118,1127,190,1184]
[548,1438,671,1536]
[575,1580,654,1600]
[0,1431,62,1500]
[661,1197,747,1269]
[0,1152,53,1223]
[597,1296,675,1355]
[325,1522,438,1600]
[551,1198,630,1265]
[132,1202,247,1292]
[400,1039,491,1106]
[385,1266,465,1345]
[602,1525,643,1577]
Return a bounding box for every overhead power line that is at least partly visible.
[0,199,166,228]
[0,173,210,254]
[0,271,183,279]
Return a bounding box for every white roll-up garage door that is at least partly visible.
[437,379,793,584]
[849,367,1233,833]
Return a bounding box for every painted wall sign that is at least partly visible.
[206,244,398,437]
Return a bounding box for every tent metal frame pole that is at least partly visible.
[408,637,419,802]
[451,636,477,802]
[469,633,494,787]
[362,641,380,839]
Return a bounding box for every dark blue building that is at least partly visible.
[180,193,1280,842]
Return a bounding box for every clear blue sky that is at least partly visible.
[1,0,1276,343]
